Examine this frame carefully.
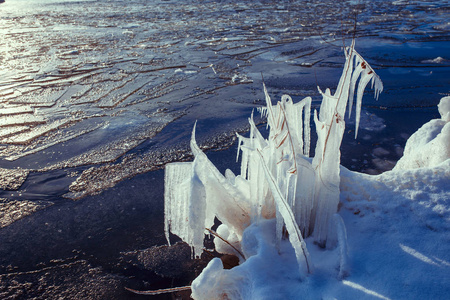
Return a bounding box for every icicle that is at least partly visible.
[275,204,284,246]
[248,114,267,149]
[190,160,208,258]
[191,123,251,237]
[347,57,363,118]
[164,162,200,254]
[335,49,355,116]
[354,70,374,139]
[294,156,315,236]
[285,172,297,209]
[190,121,201,156]
[301,97,312,157]
[241,143,249,180]
[236,133,243,163]
[334,47,352,100]
[343,47,384,133]
[372,75,383,100]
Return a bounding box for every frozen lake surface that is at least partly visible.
[0,0,449,298]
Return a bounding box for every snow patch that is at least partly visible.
[421,57,448,64]
[393,96,450,170]
[438,96,450,122]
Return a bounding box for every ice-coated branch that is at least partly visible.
[344,46,384,138]
[312,44,382,245]
[258,150,312,275]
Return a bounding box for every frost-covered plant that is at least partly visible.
[164,42,382,277]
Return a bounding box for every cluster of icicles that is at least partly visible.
[164,44,383,276]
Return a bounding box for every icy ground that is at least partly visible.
[0,0,449,299]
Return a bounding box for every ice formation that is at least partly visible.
[164,43,383,283]
[162,44,450,299]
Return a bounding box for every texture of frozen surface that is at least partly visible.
[0,198,53,228]
[0,167,29,190]
[1,0,449,201]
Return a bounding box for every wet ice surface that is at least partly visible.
[0,0,449,298]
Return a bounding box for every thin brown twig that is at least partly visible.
[125,286,191,296]
[205,228,246,261]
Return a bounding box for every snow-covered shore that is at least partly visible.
[189,97,449,300]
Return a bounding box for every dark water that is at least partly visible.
[0,0,449,298]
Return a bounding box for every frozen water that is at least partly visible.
[0,0,449,298]
[0,198,53,228]
[0,1,447,194]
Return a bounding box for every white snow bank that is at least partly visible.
[438,96,450,122]
[393,96,450,170]
[337,161,450,299]
[341,159,450,232]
